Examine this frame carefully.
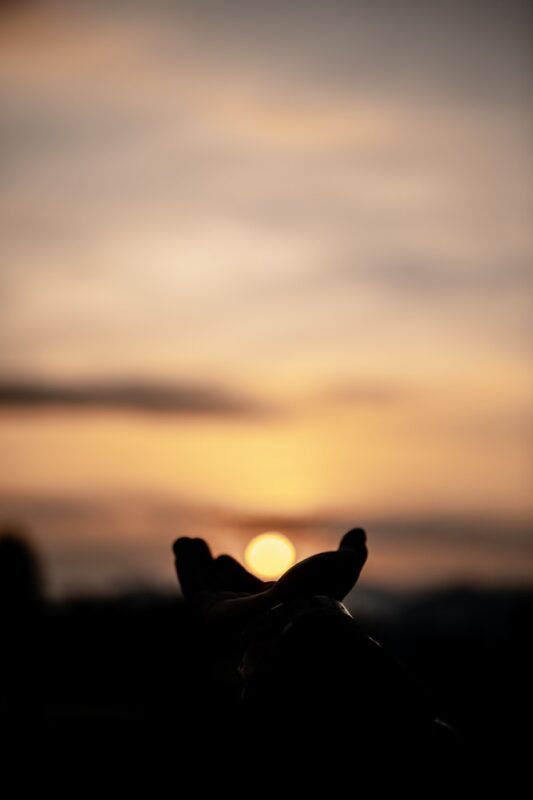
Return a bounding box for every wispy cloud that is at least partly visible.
[0,0,531,589]
[0,379,265,417]
[2,491,531,595]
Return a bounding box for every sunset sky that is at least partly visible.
[1,0,532,594]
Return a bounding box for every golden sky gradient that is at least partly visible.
[0,0,532,593]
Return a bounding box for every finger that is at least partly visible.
[272,545,367,604]
[199,586,277,628]
[339,527,366,553]
[339,528,367,584]
[173,537,214,600]
[173,536,213,564]
[215,554,265,593]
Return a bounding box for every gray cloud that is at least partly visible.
[331,259,533,298]
[210,507,533,554]
[0,379,265,416]
[1,491,531,595]
[319,382,405,406]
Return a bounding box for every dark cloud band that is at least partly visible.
[0,380,262,417]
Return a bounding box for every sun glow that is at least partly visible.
[244,532,296,579]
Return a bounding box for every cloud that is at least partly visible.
[1,490,531,595]
[0,379,265,417]
[319,382,405,406]
[332,258,533,296]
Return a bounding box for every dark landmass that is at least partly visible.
[3,584,529,767]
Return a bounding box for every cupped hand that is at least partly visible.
[173,528,367,630]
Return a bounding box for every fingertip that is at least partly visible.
[192,537,213,561]
[173,538,214,600]
[173,536,191,558]
[339,528,367,551]
[173,537,212,562]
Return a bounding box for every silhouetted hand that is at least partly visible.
[172,528,460,771]
[173,528,367,630]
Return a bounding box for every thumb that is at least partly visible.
[271,528,367,603]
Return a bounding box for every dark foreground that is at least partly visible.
[3,584,531,779]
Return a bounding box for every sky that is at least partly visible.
[1,0,532,594]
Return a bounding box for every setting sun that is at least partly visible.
[244,533,296,579]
